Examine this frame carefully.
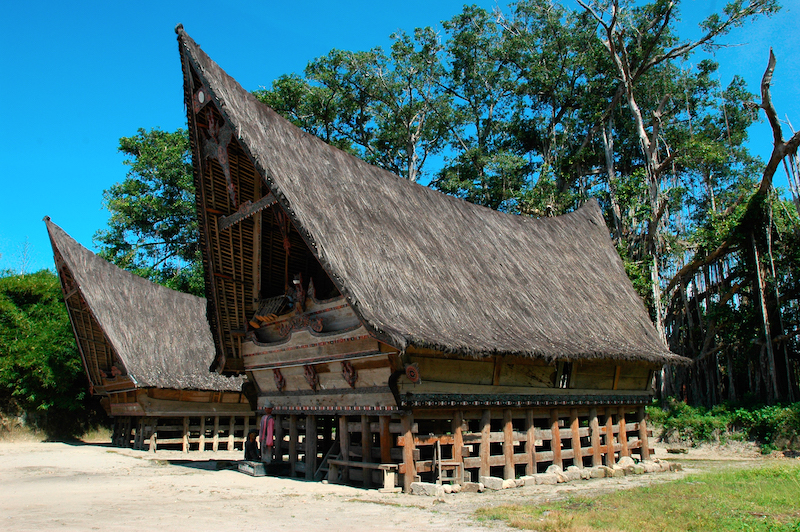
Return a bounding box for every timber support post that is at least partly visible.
[550,408,562,468]
[305,415,317,480]
[637,405,651,460]
[401,413,416,493]
[605,408,616,466]
[338,415,350,482]
[289,415,299,477]
[589,407,601,467]
[503,409,514,480]
[525,410,536,475]
[570,408,582,468]
[479,409,491,478]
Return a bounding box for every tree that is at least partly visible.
[93,128,203,296]
[0,270,104,436]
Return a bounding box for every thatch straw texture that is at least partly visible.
[177,27,684,365]
[45,218,245,390]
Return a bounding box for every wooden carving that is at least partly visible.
[341,361,357,388]
[278,314,323,337]
[405,363,421,384]
[304,365,319,391]
[273,368,286,391]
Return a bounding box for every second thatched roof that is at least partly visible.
[46,218,245,391]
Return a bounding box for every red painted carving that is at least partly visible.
[278,314,323,337]
[273,368,286,391]
[304,365,319,391]
[341,361,357,388]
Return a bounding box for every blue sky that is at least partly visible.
[0,0,797,273]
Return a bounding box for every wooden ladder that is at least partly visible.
[315,441,340,481]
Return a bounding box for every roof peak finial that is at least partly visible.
[175,23,184,35]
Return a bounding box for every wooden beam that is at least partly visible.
[219,193,277,231]
[274,414,284,463]
[402,414,416,493]
[199,416,206,452]
[452,411,464,466]
[361,414,372,488]
[379,416,392,464]
[479,409,491,478]
[619,408,629,457]
[228,416,235,451]
[503,409,514,480]
[570,408,583,468]
[339,415,350,482]
[525,410,536,476]
[637,406,651,460]
[550,409,562,468]
[605,408,616,466]
[589,408,601,467]
[289,415,298,477]
[305,415,317,480]
[212,416,220,452]
[182,417,189,453]
[613,366,622,390]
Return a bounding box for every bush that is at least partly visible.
[0,270,107,437]
[648,399,800,450]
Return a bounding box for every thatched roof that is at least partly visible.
[45,218,246,390]
[177,27,684,365]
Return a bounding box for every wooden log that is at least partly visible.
[289,415,299,477]
[525,410,536,476]
[619,408,629,457]
[589,408,601,467]
[479,409,491,478]
[379,416,392,464]
[570,408,583,468]
[212,416,220,452]
[402,414,416,493]
[306,415,317,480]
[149,418,158,453]
[503,409,514,480]
[361,414,372,488]
[228,416,235,451]
[199,417,206,452]
[605,408,616,466]
[638,405,651,460]
[339,415,350,482]
[182,417,189,453]
[274,414,284,463]
[244,416,250,448]
[452,411,464,465]
[550,408,562,468]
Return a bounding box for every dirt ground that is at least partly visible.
[0,439,775,532]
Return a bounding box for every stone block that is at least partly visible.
[450,483,462,493]
[535,473,558,485]
[461,482,483,493]
[479,476,505,490]
[501,479,517,489]
[545,464,563,475]
[410,482,443,497]
[617,456,636,468]
[589,466,606,478]
[669,463,683,472]
[632,465,645,475]
[514,478,525,488]
[564,466,582,482]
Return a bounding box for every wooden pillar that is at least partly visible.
[525,410,536,475]
[361,414,372,487]
[212,416,220,452]
[479,409,491,478]
[274,414,284,463]
[550,408,562,468]
[305,415,317,480]
[289,415,299,477]
[637,406,651,460]
[182,417,190,453]
[379,416,392,464]
[589,407,601,467]
[402,413,416,493]
[199,417,206,452]
[243,416,250,447]
[570,408,583,468]
[149,418,158,453]
[339,415,350,482]
[452,411,464,465]
[605,408,616,466]
[227,416,235,451]
[618,408,629,457]
[503,409,514,480]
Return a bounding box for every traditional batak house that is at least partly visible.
[46,218,255,452]
[175,25,685,491]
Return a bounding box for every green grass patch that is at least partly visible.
[475,461,800,531]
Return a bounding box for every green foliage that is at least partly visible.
[0,270,105,436]
[648,399,800,450]
[94,128,203,296]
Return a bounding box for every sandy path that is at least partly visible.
[0,440,758,532]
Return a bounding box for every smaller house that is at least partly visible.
[46,218,255,452]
